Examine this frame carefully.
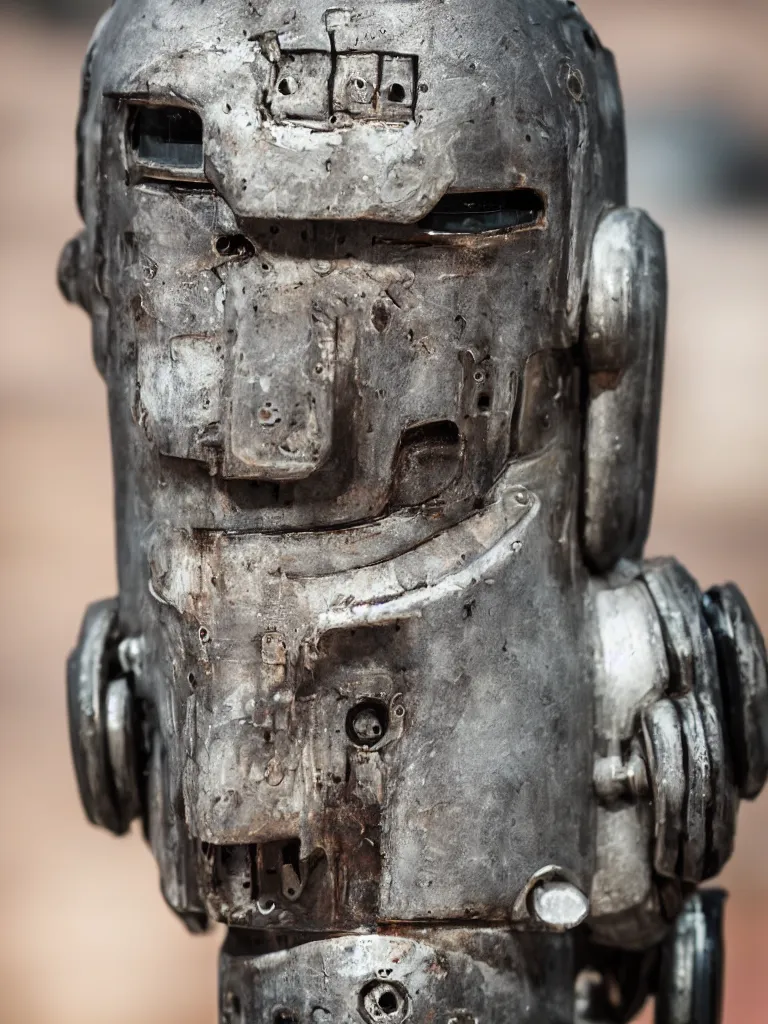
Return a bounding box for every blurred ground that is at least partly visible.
[0,3,766,1023]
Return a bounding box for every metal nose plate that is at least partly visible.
[223,267,336,480]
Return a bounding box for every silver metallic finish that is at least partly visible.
[60,0,768,1020]
[656,892,726,1024]
[704,583,768,799]
[583,210,667,572]
[67,597,135,835]
[105,676,142,824]
[219,929,574,1024]
[530,881,590,931]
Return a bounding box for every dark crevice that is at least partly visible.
[398,420,460,448]
[130,103,204,170]
[417,188,546,234]
[215,234,256,258]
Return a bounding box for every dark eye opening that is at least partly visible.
[130,104,204,173]
[417,189,545,234]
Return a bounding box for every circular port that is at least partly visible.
[347,700,389,747]
[359,980,410,1023]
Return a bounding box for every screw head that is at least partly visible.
[530,880,589,930]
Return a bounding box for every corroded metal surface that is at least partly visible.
[60,1,768,1021]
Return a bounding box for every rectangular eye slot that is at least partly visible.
[129,104,204,177]
[418,189,545,234]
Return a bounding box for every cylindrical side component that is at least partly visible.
[582,208,667,572]
[67,598,140,835]
[704,583,768,800]
[655,890,726,1024]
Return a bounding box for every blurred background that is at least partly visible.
[0,0,765,1021]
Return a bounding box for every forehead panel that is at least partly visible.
[87,0,614,221]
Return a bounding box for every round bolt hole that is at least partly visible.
[215,234,254,258]
[360,980,409,1024]
[378,992,398,1013]
[567,69,584,101]
[278,76,298,96]
[387,83,406,103]
[347,700,389,747]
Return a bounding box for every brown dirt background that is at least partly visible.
[0,2,766,1021]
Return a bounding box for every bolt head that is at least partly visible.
[530,880,589,930]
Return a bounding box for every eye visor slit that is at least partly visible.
[121,103,546,236]
[417,189,545,234]
[126,102,207,184]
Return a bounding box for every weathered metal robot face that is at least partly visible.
[61,1,768,1022]
[69,0,630,516]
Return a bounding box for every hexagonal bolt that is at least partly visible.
[529,880,590,930]
[593,749,649,804]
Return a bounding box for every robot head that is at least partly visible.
[71,9,768,1023]
[61,0,658,543]
[63,7,768,1022]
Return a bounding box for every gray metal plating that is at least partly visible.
[60,1,768,1021]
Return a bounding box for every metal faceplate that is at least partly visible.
[60,1,768,1020]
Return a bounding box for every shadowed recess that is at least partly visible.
[418,189,545,234]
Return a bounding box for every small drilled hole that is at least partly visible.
[278,76,298,96]
[378,991,398,1013]
[567,69,584,100]
[215,234,254,258]
[387,83,406,103]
